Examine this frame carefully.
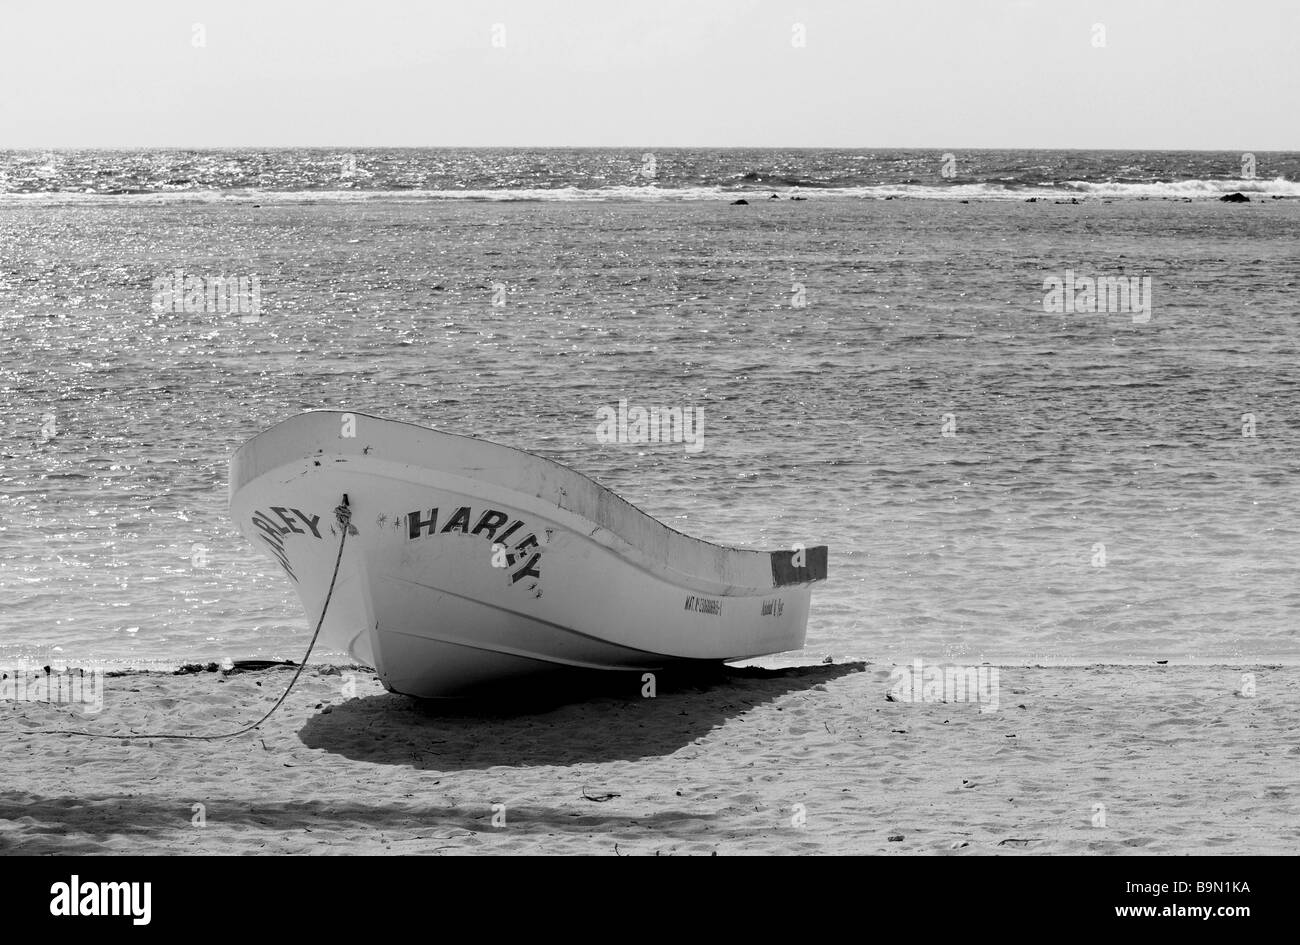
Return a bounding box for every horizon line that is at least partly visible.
[4,145,1297,153]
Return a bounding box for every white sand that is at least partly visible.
[2,662,1295,854]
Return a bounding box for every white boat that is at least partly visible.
[229,411,827,698]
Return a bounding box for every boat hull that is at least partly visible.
[229,412,827,697]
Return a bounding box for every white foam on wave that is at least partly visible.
[1059,176,1300,198]
[1,178,1296,204]
[0,185,733,205]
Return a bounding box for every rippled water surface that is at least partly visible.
[1,192,1297,667]
[3,147,1298,200]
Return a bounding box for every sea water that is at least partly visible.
[1,149,1297,667]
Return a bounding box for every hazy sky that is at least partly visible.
[1,0,1295,148]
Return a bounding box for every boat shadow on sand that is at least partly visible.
[298,661,867,771]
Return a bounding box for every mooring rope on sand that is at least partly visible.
[23,495,354,741]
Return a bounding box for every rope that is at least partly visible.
[20,495,355,741]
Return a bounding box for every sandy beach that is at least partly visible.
[2,661,1295,855]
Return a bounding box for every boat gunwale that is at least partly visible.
[230,410,827,588]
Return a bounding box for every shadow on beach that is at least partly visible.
[0,791,726,854]
[0,663,865,853]
[298,661,866,771]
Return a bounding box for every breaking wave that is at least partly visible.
[3,177,1297,205]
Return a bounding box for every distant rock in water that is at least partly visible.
[1025,197,1038,203]
[731,198,749,205]
[790,196,806,201]
[768,193,780,200]
[1220,192,1250,203]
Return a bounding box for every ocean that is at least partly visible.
[1,148,1297,669]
